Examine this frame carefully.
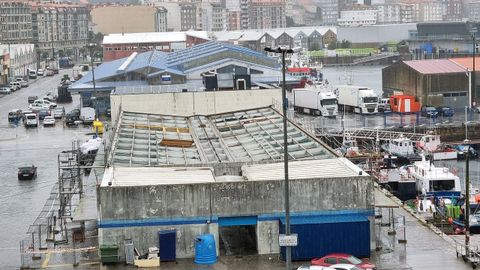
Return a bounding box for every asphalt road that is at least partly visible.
[0,71,92,268]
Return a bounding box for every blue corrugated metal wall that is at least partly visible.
[280,218,370,261]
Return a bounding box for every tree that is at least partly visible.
[340,39,351,49]
[327,42,337,50]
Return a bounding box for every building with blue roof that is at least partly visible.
[70,41,298,112]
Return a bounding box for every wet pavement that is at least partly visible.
[0,71,92,268]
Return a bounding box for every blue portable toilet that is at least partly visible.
[194,234,217,264]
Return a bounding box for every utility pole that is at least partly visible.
[466,143,471,257]
[264,46,294,270]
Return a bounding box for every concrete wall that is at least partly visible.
[98,175,374,258]
[110,89,282,122]
[99,223,219,260]
[91,6,157,34]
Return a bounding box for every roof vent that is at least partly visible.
[117,52,137,72]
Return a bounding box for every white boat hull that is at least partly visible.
[433,151,458,160]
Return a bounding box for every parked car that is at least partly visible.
[16,78,28,87]
[9,81,21,91]
[43,116,55,126]
[46,69,54,76]
[436,106,454,117]
[38,109,51,121]
[0,86,12,95]
[43,92,57,102]
[65,108,81,126]
[18,165,37,180]
[330,264,364,270]
[421,106,439,118]
[456,144,479,159]
[378,98,391,112]
[298,266,336,270]
[29,99,57,110]
[37,69,44,76]
[8,109,23,122]
[24,113,38,127]
[53,106,65,119]
[28,69,37,79]
[311,254,376,270]
[28,96,38,103]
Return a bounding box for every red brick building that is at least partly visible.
[102,31,210,61]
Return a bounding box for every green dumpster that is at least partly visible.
[100,244,119,263]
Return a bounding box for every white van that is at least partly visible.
[28,69,37,79]
[24,113,38,127]
[80,107,96,124]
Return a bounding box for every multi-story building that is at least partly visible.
[91,5,168,34]
[375,3,401,24]
[228,11,241,30]
[418,1,443,22]
[318,0,339,25]
[442,0,462,21]
[249,0,286,29]
[0,1,32,44]
[0,44,36,78]
[212,4,227,31]
[196,3,226,31]
[337,4,377,26]
[400,3,415,23]
[30,2,89,57]
[155,2,181,31]
[240,0,250,29]
[466,0,480,22]
[180,4,197,31]
[155,7,168,32]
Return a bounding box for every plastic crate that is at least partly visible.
[100,244,119,262]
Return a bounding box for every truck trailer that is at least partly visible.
[335,85,379,114]
[293,88,338,117]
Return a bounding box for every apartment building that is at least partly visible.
[318,0,339,25]
[0,1,32,44]
[249,0,286,29]
[466,0,480,21]
[30,3,89,55]
[337,5,377,26]
[180,4,197,31]
[375,3,402,24]
[91,5,168,34]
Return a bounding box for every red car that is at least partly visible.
[311,253,376,270]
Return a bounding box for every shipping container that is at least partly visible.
[389,95,421,113]
[280,214,370,261]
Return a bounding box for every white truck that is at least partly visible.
[80,107,96,124]
[335,85,379,114]
[293,88,338,117]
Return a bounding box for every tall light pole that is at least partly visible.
[470,27,477,109]
[87,43,97,113]
[264,46,294,270]
[465,141,471,257]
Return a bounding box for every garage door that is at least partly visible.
[280,214,370,260]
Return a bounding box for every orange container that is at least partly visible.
[389,95,421,113]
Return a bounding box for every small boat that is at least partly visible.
[335,132,364,158]
[417,133,457,160]
[381,135,421,165]
[18,165,37,180]
[376,156,417,201]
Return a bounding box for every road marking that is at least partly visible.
[41,251,51,268]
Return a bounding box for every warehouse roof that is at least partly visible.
[101,167,215,187]
[103,30,210,45]
[403,59,466,74]
[242,158,363,181]
[337,23,416,43]
[109,107,334,166]
[449,57,480,72]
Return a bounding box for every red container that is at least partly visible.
[389,95,421,113]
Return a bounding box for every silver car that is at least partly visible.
[53,106,65,119]
[0,87,11,95]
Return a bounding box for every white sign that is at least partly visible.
[279,234,298,247]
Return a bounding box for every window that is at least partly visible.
[325,258,337,264]
[338,258,350,264]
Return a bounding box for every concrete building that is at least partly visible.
[466,0,480,22]
[180,3,197,31]
[30,2,89,57]
[0,52,8,85]
[227,11,241,31]
[0,1,32,44]
[337,4,378,26]
[90,5,168,34]
[215,26,336,52]
[382,58,480,108]
[337,23,416,48]
[374,3,401,24]
[99,107,374,260]
[196,3,227,31]
[0,44,36,78]
[155,2,182,31]
[248,0,286,29]
[101,31,210,61]
[318,0,339,25]
[71,41,297,111]
[442,0,463,21]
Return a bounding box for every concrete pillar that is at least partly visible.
[368,215,376,251]
[208,222,220,258]
[256,221,280,255]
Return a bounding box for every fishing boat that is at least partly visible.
[416,133,457,160]
[381,135,421,165]
[335,132,364,158]
[409,155,461,197]
[376,155,417,201]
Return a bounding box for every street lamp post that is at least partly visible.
[87,43,97,112]
[465,141,471,257]
[471,27,477,109]
[264,46,294,270]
